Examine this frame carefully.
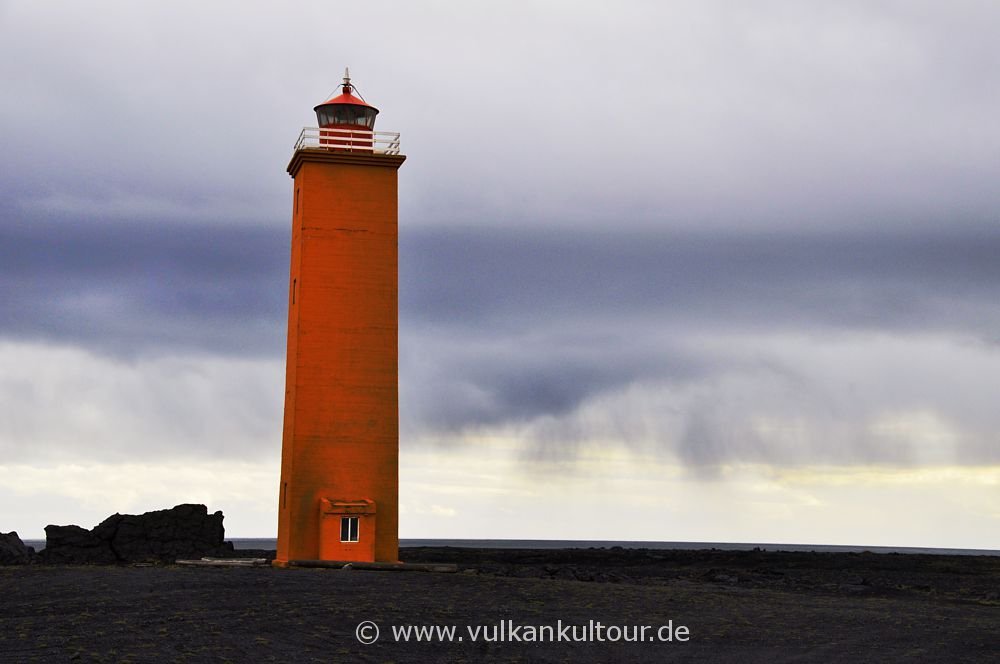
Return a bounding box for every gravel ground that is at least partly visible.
[0,547,997,663]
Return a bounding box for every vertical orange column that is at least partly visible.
[275,150,405,565]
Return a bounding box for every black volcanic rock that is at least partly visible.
[40,504,234,564]
[0,531,36,565]
[42,524,117,564]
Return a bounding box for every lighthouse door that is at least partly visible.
[318,498,376,561]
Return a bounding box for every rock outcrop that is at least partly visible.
[0,531,36,565]
[42,524,116,564]
[40,504,234,564]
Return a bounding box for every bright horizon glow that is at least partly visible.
[3,444,998,551]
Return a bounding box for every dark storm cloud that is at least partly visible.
[401,225,1000,336]
[6,216,998,361]
[4,212,999,360]
[0,215,288,357]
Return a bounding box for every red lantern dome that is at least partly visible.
[313,68,379,130]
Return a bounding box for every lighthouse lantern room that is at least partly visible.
[312,68,380,151]
[314,68,379,129]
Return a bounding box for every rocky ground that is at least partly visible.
[1,546,997,662]
[402,545,1000,602]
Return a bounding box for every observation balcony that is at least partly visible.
[293,127,401,155]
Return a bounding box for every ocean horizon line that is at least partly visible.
[20,537,999,557]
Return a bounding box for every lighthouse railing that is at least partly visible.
[294,127,401,155]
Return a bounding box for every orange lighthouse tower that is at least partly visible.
[275,70,404,565]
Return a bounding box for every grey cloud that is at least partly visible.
[401,226,1000,338]
[0,215,287,358]
[400,331,716,433]
[508,345,1000,471]
[3,2,1000,233]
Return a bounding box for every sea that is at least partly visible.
[20,538,1000,556]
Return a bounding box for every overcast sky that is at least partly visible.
[1,1,998,548]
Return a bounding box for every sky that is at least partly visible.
[1,0,998,548]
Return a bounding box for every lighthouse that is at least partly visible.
[275,70,404,565]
